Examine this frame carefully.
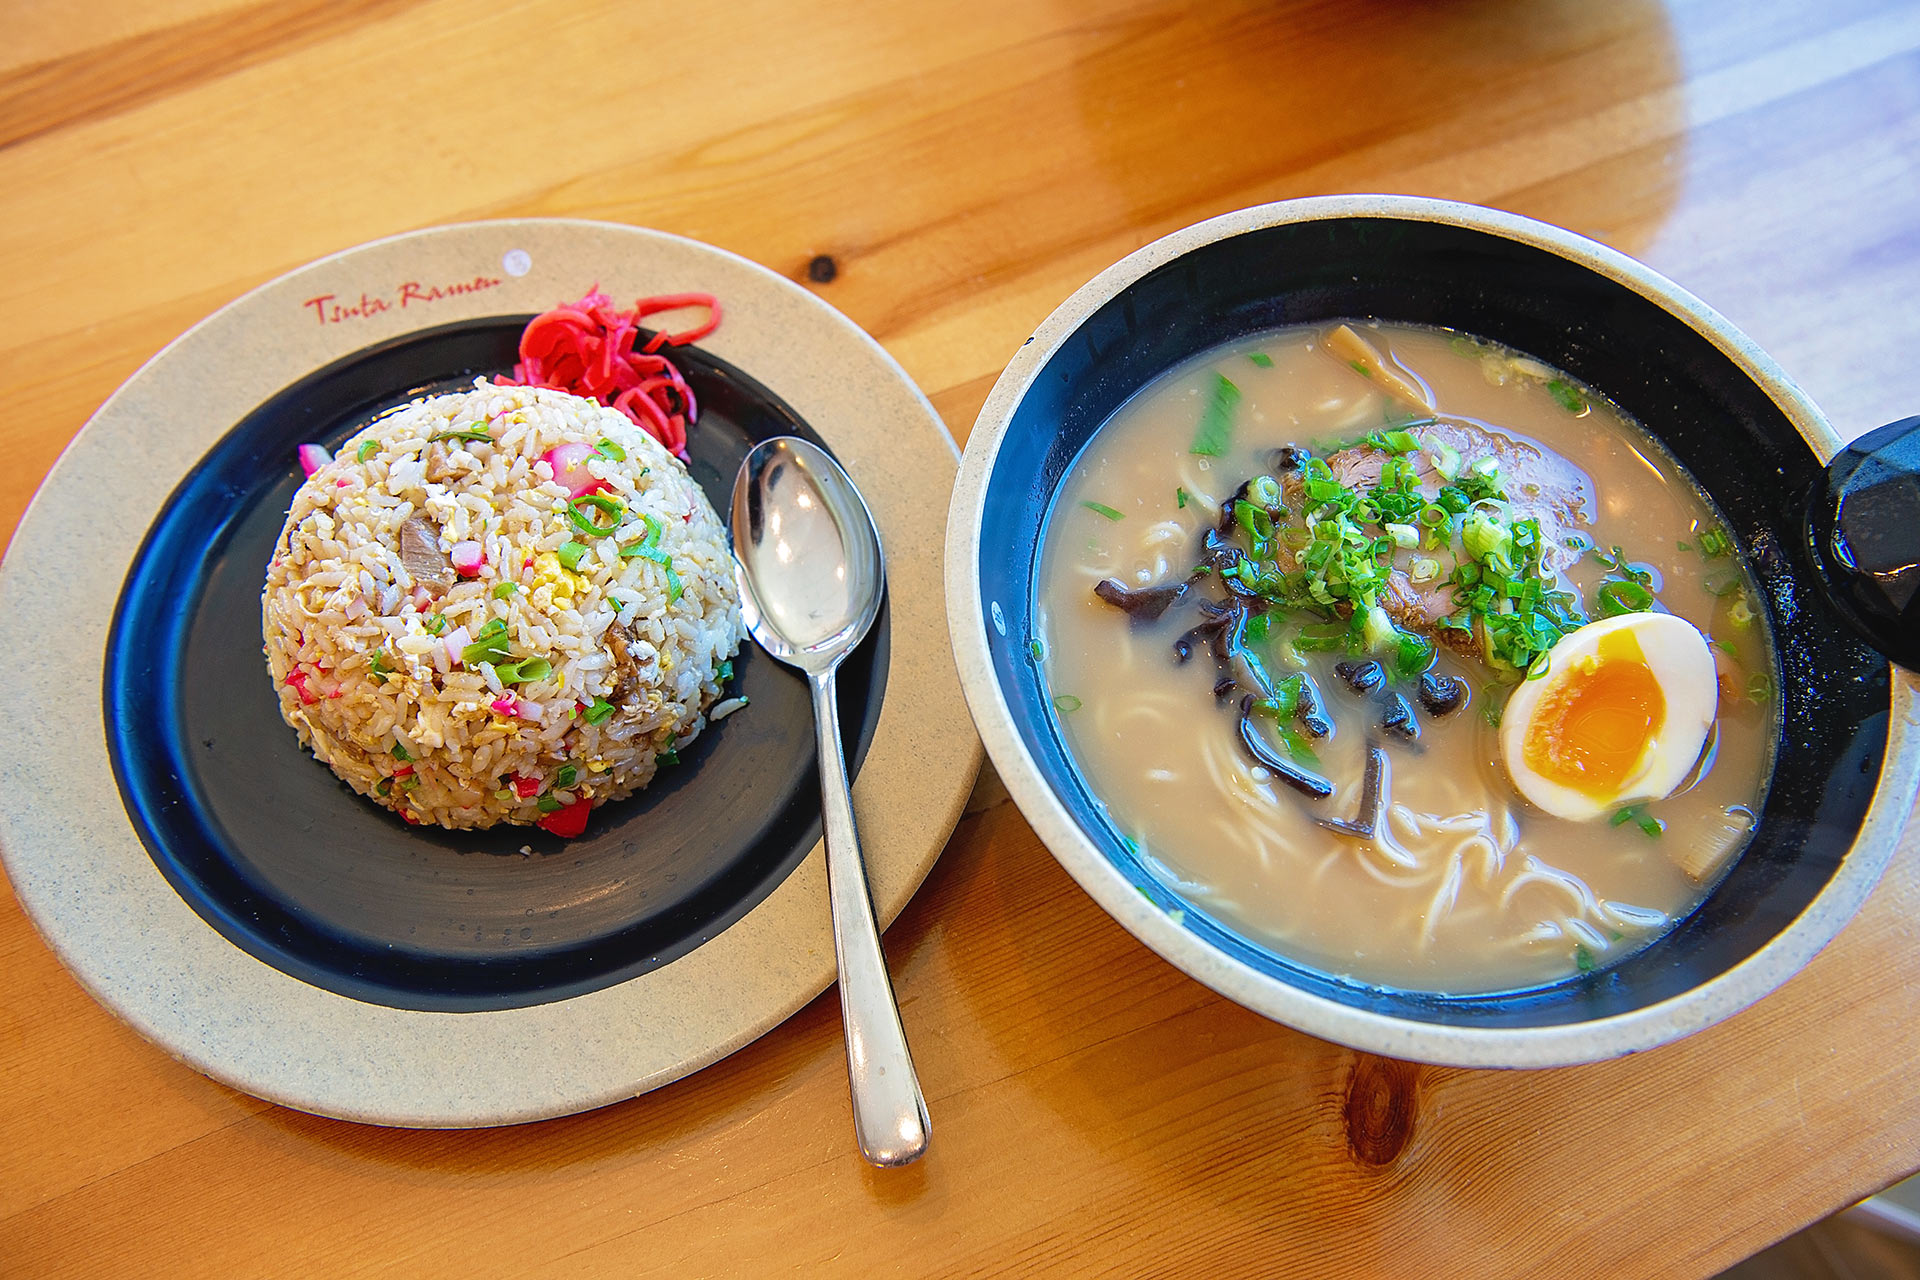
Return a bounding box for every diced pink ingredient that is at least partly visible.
[410,585,432,610]
[512,774,542,798]
[297,443,333,477]
[285,669,319,705]
[541,442,600,496]
[450,541,485,575]
[444,625,471,667]
[335,478,351,488]
[490,696,523,718]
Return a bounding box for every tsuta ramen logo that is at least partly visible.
[301,274,504,325]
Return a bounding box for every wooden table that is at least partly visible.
[4,0,1918,1274]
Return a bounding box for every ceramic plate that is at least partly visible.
[0,220,979,1126]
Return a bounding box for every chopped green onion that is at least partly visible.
[375,778,392,797]
[1395,630,1435,678]
[1244,613,1271,644]
[1546,379,1587,414]
[1385,522,1418,549]
[1728,596,1755,629]
[1348,360,1372,378]
[664,563,684,604]
[566,493,625,537]
[1697,527,1732,558]
[1410,557,1441,583]
[1747,671,1774,703]
[1252,674,1305,720]
[1462,509,1510,561]
[367,649,392,684]
[463,617,511,666]
[658,749,681,766]
[1029,639,1044,662]
[1175,487,1191,509]
[1427,440,1461,480]
[1189,373,1242,457]
[356,440,378,462]
[1574,944,1595,974]
[1676,540,1693,552]
[1610,804,1662,836]
[717,659,734,682]
[595,438,627,461]
[429,427,493,445]
[584,697,615,725]
[536,795,563,813]
[1361,605,1396,652]
[1246,352,1274,368]
[391,741,412,762]
[620,513,672,563]
[1597,580,1654,616]
[1277,726,1320,767]
[493,582,518,599]
[1081,500,1125,521]
[557,540,589,572]
[554,764,578,788]
[1458,457,1505,501]
[1053,694,1082,713]
[1369,429,1421,454]
[495,657,552,685]
[1294,623,1348,653]
[424,613,448,636]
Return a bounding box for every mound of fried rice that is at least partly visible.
[262,382,743,831]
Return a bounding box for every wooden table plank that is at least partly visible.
[2,0,1917,1273]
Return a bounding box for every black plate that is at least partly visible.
[977,216,1889,1027]
[105,317,888,1013]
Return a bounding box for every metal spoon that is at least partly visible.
[729,436,930,1167]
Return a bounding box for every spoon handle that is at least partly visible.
[808,666,931,1167]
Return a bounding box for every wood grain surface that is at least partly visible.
[3,0,1919,1275]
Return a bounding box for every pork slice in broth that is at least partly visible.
[1282,420,1596,659]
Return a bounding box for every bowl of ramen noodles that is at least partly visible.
[946,195,1920,1067]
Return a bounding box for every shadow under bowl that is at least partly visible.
[946,195,1917,1068]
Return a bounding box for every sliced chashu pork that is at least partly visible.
[1277,419,1596,658]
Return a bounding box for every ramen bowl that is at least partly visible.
[945,195,1920,1068]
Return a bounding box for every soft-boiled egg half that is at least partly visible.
[1499,612,1718,821]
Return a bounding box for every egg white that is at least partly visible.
[1499,612,1718,821]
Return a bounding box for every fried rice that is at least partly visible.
[262,381,743,831]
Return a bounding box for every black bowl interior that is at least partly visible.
[106,317,888,1013]
[980,217,1889,1028]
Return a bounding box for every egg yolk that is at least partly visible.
[1521,629,1666,800]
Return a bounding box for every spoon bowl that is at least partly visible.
[731,436,930,1167]
[733,438,886,669]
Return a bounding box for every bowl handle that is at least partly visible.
[1809,415,1920,671]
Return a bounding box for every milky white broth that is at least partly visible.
[1035,322,1777,992]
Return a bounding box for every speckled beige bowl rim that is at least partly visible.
[0,218,980,1127]
[946,194,1920,1069]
